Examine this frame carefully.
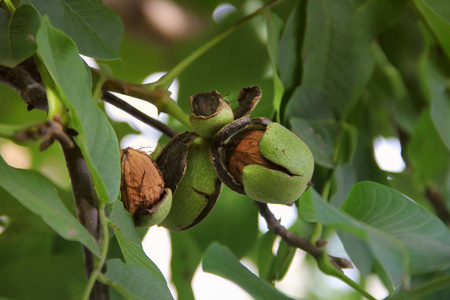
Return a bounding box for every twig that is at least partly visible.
[59,131,109,300]
[93,69,191,129]
[101,92,178,139]
[256,202,352,270]
[0,64,48,112]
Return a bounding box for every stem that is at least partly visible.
[256,202,375,297]
[0,64,48,112]
[61,140,109,300]
[388,274,450,300]
[101,92,178,138]
[82,207,110,300]
[34,55,66,121]
[95,69,191,129]
[150,0,285,90]
[4,0,16,14]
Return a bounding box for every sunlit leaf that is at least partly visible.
[36,17,120,204]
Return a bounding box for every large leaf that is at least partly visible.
[299,187,408,289]
[0,4,41,67]
[277,1,306,93]
[301,0,374,117]
[413,0,450,61]
[104,259,174,300]
[265,9,284,119]
[352,0,409,36]
[202,243,293,300]
[407,111,449,181]
[108,200,166,282]
[290,117,336,168]
[426,60,450,150]
[26,0,122,59]
[36,17,120,204]
[342,182,450,276]
[0,155,101,257]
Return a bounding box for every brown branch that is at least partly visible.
[256,202,353,271]
[101,91,178,139]
[60,133,109,300]
[0,63,48,112]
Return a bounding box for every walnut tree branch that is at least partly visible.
[56,123,109,300]
[256,202,353,271]
[102,91,178,139]
[0,64,48,112]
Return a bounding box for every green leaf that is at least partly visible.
[26,0,122,59]
[352,0,409,36]
[342,182,450,276]
[108,201,166,282]
[257,230,277,281]
[36,17,120,204]
[299,187,408,289]
[334,123,358,164]
[0,155,101,257]
[302,0,374,117]
[290,117,335,168]
[277,1,306,92]
[0,4,41,67]
[169,231,202,299]
[413,0,450,61]
[407,110,449,180]
[265,9,284,119]
[103,259,174,300]
[202,243,293,300]
[426,60,450,150]
[285,86,334,122]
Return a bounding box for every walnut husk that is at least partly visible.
[229,130,279,183]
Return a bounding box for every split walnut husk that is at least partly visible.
[210,117,314,204]
[120,148,172,227]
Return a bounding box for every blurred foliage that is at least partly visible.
[0,0,449,299]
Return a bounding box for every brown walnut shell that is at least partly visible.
[120,148,165,216]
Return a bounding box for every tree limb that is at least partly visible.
[0,64,48,112]
[102,91,178,139]
[256,202,353,271]
[57,121,109,300]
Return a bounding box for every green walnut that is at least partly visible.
[189,90,234,138]
[120,148,172,228]
[156,132,221,230]
[211,117,314,204]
